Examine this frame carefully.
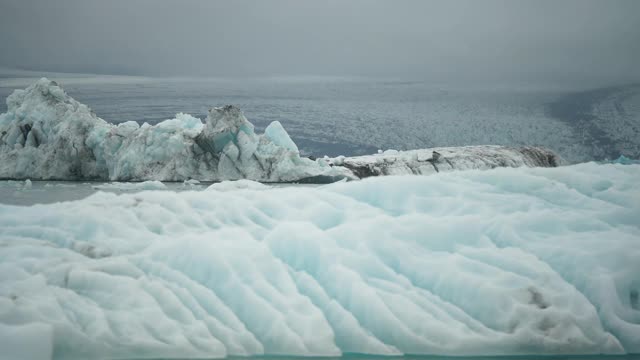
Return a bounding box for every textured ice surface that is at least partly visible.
[327,146,561,178]
[0,78,348,182]
[548,85,640,161]
[0,162,638,359]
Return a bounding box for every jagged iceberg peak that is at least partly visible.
[206,105,253,134]
[7,77,72,111]
[200,105,297,154]
[0,78,109,179]
[193,104,345,182]
[264,120,299,153]
[0,78,349,182]
[196,105,259,155]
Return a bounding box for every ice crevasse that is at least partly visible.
[0,78,562,182]
[0,162,639,359]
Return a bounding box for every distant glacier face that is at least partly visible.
[1,162,639,359]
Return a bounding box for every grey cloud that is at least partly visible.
[0,0,638,86]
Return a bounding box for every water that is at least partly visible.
[2,74,639,161]
[0,180,196,205]
[0,180,321,206]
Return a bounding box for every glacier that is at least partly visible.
[0,78,562,182]
[0,162,639,359]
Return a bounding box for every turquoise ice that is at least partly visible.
[0,162,638,359]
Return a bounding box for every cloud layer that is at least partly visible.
[1,0,639,85]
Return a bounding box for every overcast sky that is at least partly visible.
[0,0,638,85]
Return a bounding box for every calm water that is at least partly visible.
[0,180,322,206]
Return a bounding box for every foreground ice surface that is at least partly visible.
[0,162,638,359]
[0,323,53,360]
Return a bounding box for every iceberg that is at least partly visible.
[326,146,562,178]
[0,78,561,182]
[0,162,639,359]
[0,78,349,182]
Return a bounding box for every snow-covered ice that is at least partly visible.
[0,78,561,183]
[0,162,638,359]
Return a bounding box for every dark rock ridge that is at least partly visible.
[327,146,562,179]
